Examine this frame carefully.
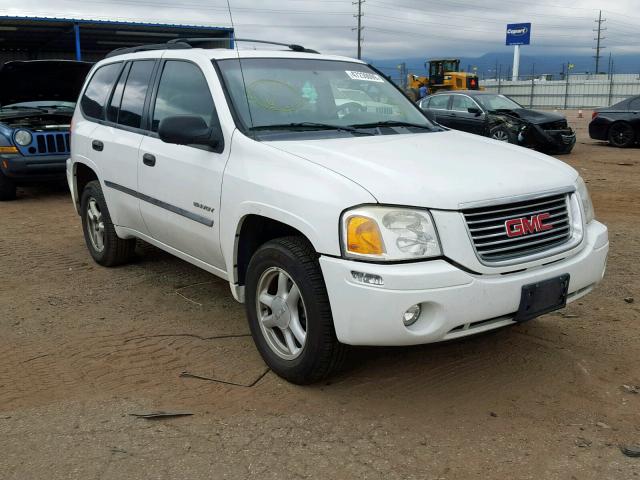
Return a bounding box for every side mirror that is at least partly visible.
[158,115,222,148]
[468,107,483,116]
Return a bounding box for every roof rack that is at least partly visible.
[105,42,191,58]
[105,37,320,59]
[214,38,319,54]
[168,37,319,53]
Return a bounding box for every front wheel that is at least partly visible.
[245,236,347,384]
[80,180,136,267]
[490,125,517,144]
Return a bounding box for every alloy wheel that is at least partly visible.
[610,123,634,146]
[255,267,308,360]
[86,198,105,252]
[492,130,510,142]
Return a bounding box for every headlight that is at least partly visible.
[14,130,32,146]
[341,206,441,261]
[575,176,594,224]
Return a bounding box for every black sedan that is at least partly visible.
[589,96,640,148]
[418,91,576,154]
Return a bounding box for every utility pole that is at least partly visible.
[353,0,365,59]
[397,62,407,90]
[593,10,606,74]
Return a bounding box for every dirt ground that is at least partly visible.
[1,111,639,480]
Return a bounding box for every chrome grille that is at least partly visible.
[34,132,70,155]
[463,193,572,264]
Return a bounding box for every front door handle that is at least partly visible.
[92,140,104,151]
[142,153,156,167]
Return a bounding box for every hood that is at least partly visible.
[0,60,93,106]
[491,108,566,125]
[267,130,578,209]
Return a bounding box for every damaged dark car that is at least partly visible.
[418,91,576,155]
[0,60,93,200]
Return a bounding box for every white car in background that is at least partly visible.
[67,40,609,384]
[333,87,401,118]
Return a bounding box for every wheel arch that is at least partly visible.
[233,214,317,291]
[73,161,100,212]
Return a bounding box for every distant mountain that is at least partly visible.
[371,52,640,78]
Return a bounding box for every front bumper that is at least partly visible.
[320,220,608,346]
[0,153,68,181]
[521,126,576,154]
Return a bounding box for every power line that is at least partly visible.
[353,0,365,59]
[593,9,606,73]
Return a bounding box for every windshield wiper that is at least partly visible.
[349,120,433,130]
[250,122,373,135]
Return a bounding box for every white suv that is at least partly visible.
[68,41,609,384]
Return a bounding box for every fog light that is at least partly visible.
[403,304,421,326]
[351,271,384,286]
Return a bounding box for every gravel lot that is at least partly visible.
[1,112,639,479]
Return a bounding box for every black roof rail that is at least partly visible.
[105,41,192,58]
[105,37,320,59]
[168,37,320,54]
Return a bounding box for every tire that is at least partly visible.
[245,236,347,384]
[489,125,517,144]
[80,180,135,267]
[0,171,17,201]
[608,122,636,148]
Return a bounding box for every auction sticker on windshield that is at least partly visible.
[346,71,384,83]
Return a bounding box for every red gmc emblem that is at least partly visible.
[505,213,553,238]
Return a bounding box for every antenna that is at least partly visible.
[225,0,255,128]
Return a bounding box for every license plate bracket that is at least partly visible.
[515,274,570,322]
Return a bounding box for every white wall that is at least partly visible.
[482,74,640,108]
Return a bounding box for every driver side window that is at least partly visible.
[152,61,216,132]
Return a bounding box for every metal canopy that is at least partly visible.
[0,16,233,62]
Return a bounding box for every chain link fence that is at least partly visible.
[481,73,640,109]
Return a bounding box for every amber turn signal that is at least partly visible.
[0,146,18,154]
[346,215,385,256]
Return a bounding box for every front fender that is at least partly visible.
[220,132,376,285]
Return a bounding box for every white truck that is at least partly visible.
[67,40,609,384]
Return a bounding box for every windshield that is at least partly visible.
[475,94,522,111]
[217,58,434,133]
[1,101,76,110]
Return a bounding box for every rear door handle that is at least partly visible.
[142,153,156,167]
[92,140,104,151]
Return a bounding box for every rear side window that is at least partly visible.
[80,63,122,120]
[118,60,155,129]
[151,61,215,132]
[629,97,640,110]
[451,95,476,112]
[428,95,449,110]
[106,63,130,123]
